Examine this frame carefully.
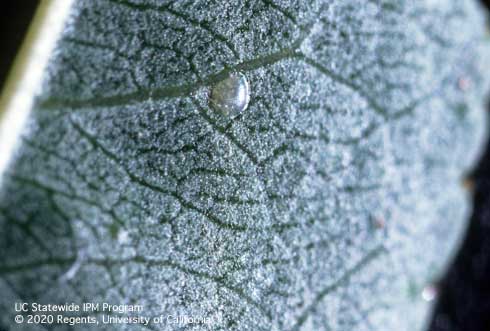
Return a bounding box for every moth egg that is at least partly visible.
[209,72,250,117]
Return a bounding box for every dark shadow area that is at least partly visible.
[429,133,490,330]
[0,1,39,91]
[483,0,490,10]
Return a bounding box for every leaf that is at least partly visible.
[0,0,489,330]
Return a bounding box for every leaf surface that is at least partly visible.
[0,1,489,330]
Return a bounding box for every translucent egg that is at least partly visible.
[209,72,250,117]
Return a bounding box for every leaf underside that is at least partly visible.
[0,0,489,330]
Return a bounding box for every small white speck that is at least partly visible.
[421,284,438,302]
[118,229,130,244]
[59,249,87,282]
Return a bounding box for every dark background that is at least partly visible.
[0,1,489,330]
[0,1,38,88]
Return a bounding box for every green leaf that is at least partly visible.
[1,0,489,330]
